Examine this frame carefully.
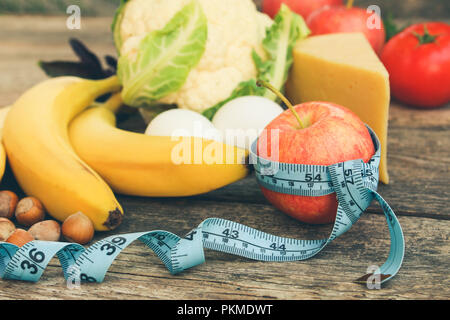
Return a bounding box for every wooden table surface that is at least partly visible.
[0,16,449,300]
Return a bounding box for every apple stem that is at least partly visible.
[347,0,354,9]
[256,80,305,129]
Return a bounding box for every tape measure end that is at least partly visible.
[354,273,392,285]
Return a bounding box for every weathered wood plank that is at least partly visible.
[190,123,450,219]
[389,102,450,130]
[79,103,450,220]
[2,0,449,19]
[0,203,448,300]
[0,0,118,16]
[0,16,114,107]
[0,16,448,300]
[0,16,449,219]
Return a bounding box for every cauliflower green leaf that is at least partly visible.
[118,0,208,108]
[202,79,265,120]
[257,4,310,100]
[111,0,130,51]
[203,5,310,120]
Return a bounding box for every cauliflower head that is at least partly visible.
[115,0,272,112]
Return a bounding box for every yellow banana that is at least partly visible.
[0,106,11,181]
[68,106,250,197]
[3,76,124,231]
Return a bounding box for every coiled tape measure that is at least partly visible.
[0,127,404,285]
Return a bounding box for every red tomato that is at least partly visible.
[381,22,450,108]
[262,0,343,20]
[307,6,386,55]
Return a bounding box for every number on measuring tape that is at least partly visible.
[0,126,404,285]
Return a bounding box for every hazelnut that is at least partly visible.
[15,197,45,227]
[0,191,19,219]
[62,212,94,245]
[28,220,61,242]
[0,217,16,241]
[6,229,34,247]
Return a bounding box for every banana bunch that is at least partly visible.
[2,76,249,231]
[69,106,249,197]
[0,106,11,181]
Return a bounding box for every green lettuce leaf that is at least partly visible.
[258,4,310,100]
[202,80,265,120]
[202,4,310,120]
[118,0,207,108]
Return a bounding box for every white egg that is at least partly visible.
[212,96,284,150]
[145,109,222,141]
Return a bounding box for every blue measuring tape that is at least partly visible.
[0,127,404,285]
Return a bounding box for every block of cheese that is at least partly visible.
[286,33,390,184]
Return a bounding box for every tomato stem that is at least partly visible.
[347,0,354,9]
[256,80,305,129]
[413,24,438,45]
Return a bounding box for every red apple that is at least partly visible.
[307,5,386,55]
[257,101,375,224]
[262,0,344,20]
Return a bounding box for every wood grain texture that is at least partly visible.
[0,203,448,300]
[0,16,449,300]
[1,0,449,19]
[115,106,450,220]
